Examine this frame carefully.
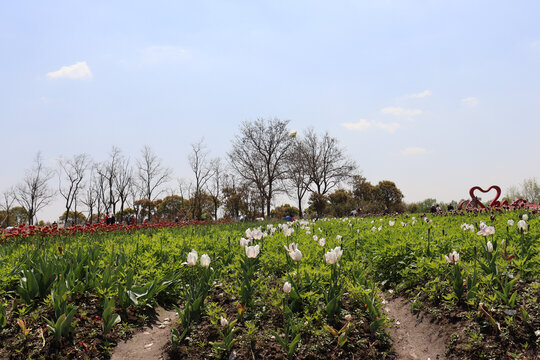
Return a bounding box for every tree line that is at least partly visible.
[0,118,407,227]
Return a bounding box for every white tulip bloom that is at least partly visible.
[507,219,514,226]
[318,238,326,247]
[445,250,460,264]
[477,226,495,237]
[289,248,302,261]
[486,241,493,253]
[517,220,528,231]
[522,214,528,221]
[333,246,343,260]
[220,316,229,328]
[245,244,260,258]
[283,228,294,237]
[283,281,292,293]
[239,238,251,248]
[324,250,338,265]
[252,228,263,240]
[184,249,198,266]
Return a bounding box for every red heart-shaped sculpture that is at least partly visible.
[469,185,502,208]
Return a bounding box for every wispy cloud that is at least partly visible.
[530,40,540,48]
[374,122,400,133]
[140,45,190,64]
[401,147,427,156]
[46,61,92,80]
[381,106,422,117]
[341,120,399,133]
[341,119,371,131]
[461,96,479,107]
[405,90,431,98]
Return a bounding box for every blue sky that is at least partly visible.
[1,1,539,220]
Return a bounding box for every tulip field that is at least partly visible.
[0,211,539,359]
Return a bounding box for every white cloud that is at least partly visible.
[406,90,431,98]
[530,40,540,48]
[46,61,92,80]
[140,45,190,64]
[341,119,372,131]
[374,121,400,133]
[341,119,399,133]
[461,97,479,107]
[381,106,422,117]
[401,147,427,156]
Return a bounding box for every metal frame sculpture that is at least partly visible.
[458,185,537,210]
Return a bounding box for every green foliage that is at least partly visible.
[45,305,77,341]
[101,297,121,335]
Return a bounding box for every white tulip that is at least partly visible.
[184,249,198,266]
[318,237,326,247]
[200,254,211,268]
[324,250,338,265]
[333,246,343,260]
[522,214,528,221]
[283,281,292,293]
[245,244,260,258]
[252,228,263,240]
[389,221,395,226]
[517,220,528,231]
[507,219,514,226]
[486,241,493,253]
[445,250,460,264]
[477,226,495,237]
[220,316,228,328]
[289,248,303,261]
[239,237,251,248]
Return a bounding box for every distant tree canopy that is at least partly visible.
[271,204,299,219]
[506,177,540,204]
[351,176,405,214]
[59,210,87,225]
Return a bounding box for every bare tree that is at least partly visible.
[16,152,55,225]
[81,165,99,224]
[189,139,215,220]
[115,156,133,223]
[208,158,224,220]
[136,145,171,220]
[1,187,17,227]
[97,147,122,216]
[522,177,540,203]
[228,118,293,218]
[302,128,356,196]
[285,140,310,218]
[57,153,91,226]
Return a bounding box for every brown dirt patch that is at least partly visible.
[111,306,178,360]
[384,296,451,360]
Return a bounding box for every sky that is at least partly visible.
[1,1,540,221]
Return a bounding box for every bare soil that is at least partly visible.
[111,307,178,360]
[384,296,450,360]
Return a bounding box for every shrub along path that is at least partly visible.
[111,307,178,360]
[384,296,450,360]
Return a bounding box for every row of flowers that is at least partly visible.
[0,219,232,240]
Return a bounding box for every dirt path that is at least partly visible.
[111,307,178,360]
[384,296,449,360]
